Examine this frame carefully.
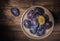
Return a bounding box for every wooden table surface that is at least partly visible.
[0,0,60,41]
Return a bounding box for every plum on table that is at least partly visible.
[11,8,20,16]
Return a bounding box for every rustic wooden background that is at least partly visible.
[0,0,60,41]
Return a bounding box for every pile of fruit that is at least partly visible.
[23,7,52,36]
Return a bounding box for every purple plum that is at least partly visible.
[11,8,20,16]
[23,20,31,28]
[34,7,44,15]
[27,10,34,19]
[45,21,52,29]
[36,25,46,36]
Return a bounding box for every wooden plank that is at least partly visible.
[0,0,60,41]
[1,31,60,41]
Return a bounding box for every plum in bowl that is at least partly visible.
[21,6,54,39]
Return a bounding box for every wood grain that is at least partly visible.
[0,0,60,41]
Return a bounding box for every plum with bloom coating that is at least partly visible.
[23,20,31,28]
[34,7,44,15]
[11,8,20,16]
[27,10,34,19]
[30,24,38,34]
[36,25,46,36]
[43,14,49,22]
[45,21,52,29]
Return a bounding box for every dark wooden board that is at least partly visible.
[0,0,60,41]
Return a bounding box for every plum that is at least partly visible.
[45,21,52,29]
[30,26,36,34]
[27,10,34,19]
[11,8,20,16]
[30,25,38,34]
[43,14,49,22]
[31,18,38,25]
[23,20,31,28]
[36,25,46,36]
[30,18,39,34]
[34,7,44,15]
